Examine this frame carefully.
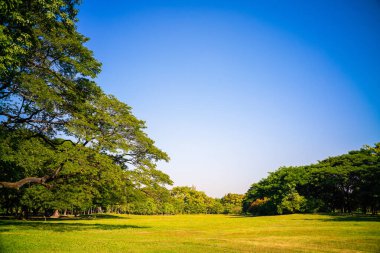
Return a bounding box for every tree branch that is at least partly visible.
[0,176,49,189]
[0,162,64,189]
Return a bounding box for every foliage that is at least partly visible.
[243,143,380,215]
[171,186,217,214]
[247,197,274,216]
[0,0,172,217]
[0,0,169,181]
[220,193,244,214]
[278,190,306,214]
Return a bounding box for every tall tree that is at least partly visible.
[0,0,169,191]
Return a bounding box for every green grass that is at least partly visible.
[1,214,379,252]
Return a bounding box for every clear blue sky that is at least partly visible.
[77,0,380,197]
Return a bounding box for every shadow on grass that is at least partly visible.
[228,213,380,222]
[225,214,247,218]
[0,213,130,221]
[227,214,278,218]
[76,213,130,220]
[325,215,380,222]
[0,220,150,232]
[288,213,380,222]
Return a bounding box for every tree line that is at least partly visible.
[243,144,380,215]
[0,1,378,219]
[0,168,244,217]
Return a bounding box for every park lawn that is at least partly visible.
[0,214,379,253]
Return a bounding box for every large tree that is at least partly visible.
[0,0,169,192]
[243,144,380,215]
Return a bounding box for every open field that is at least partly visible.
[0,214,379,252]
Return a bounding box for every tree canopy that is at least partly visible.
[0,1,247,218]
[0,0,169,190]
[1,0,378,219]
[0,0,173,218]
[243,143,380,215]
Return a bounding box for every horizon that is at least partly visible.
[77,0,380,198]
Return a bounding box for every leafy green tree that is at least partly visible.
[278,190,306,214]
[0,0,169,191]
[207,199,224,214]
[220,193,244,214]
[306,146,380,213]
[246,197,274,216]
[0,0,173,219]
[243,143,380,215]
[20,185,53,216]
[243,166,307,215]
[171,186,213,214]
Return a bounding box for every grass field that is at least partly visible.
[0,214,379,252]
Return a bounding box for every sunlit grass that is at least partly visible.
[1,214,379,252]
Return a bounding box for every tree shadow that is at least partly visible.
[325,215,380,222]
[228,213,380,222]
[227,215,252,218]
[227,214,279,218]
[0,213,131,221]
[288,213,380,222]
[64,213,131,220]
[0,220,150,232]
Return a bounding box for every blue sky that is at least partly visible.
[77,0,380,197]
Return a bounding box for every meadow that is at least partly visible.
[0,214,379,252]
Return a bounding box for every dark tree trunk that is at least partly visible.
[19,206,29,220]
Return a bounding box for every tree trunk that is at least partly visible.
[20,206,29,220]
[51,209,60,218]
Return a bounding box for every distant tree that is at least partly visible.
[243,166,308,215]
[171,186,218,214]
[278,190,306,214]
[246,197,274,216]
[208,199,224,214]
[220,193,244,214]
[243,143,380,215]
[306,146,380,213]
